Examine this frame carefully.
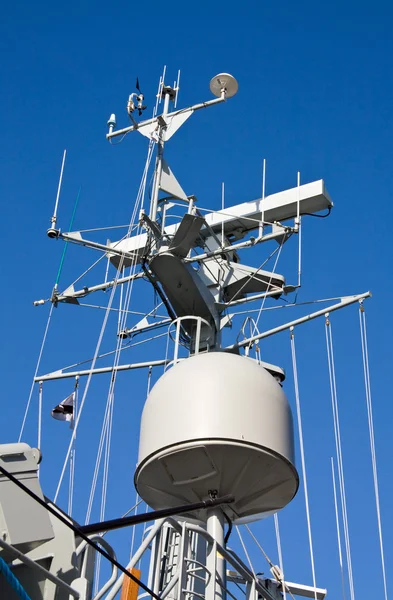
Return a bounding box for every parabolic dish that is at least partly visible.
[209,73,239,98]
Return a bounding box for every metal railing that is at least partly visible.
[166,316,213,368]
[104,517,281,600]
[75,535,118,600]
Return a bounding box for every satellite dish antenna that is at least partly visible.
[209,73,238,98]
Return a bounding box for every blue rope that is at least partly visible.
[55,186,81,286]
[0,556,32,600]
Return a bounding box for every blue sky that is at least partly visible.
[1,1,393,598]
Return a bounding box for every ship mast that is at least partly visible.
[3,69,378,600]
[149,82,173,222]
[102,71,324,600]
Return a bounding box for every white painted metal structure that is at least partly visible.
[2,69,379,600]
[136,352,298,523]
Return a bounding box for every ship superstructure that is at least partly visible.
[0,70,385,600]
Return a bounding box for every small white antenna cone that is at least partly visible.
[209,73,238,98]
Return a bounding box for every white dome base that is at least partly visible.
[135,352,299,523]
[135,438,298,524]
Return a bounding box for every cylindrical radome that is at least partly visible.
[135,352,298,523]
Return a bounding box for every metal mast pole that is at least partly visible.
[149,89,172,222]
[103,72,240,600]
[206,508,226,600]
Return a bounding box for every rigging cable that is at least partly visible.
[76,303,164,317]
[100,392,114,528]
[137,504,151,571]
[93,387,115,595]
[331,457,346,600]
[241,239,285,355]
[359,304,389,600]
[37,382,43,465]
[244,525,296,600]
[290,327,318,600]
[19,188,81,442]
[226,241,285,306]
[85,390,114,523]
[58,222,142,301]
[325,316,355,600]
[18,304,54,442]
[62,253,108,293]
[83,308,165,520]
[68,378,79,517]
[232,295,357,317]
[129,492,142,560]
[235,525,256,578]
[274,513,287,600]
[251,238,285,336]
[54,273,120,503]
[85,141,155,522]
[56,137,155,506]
[85,139,155,591]
[56,226,141,504]
[94,277,135,529]
[55,187,81,286]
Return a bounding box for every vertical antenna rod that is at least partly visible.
[37,381,43,476]
[260,158,266,237]
[174,69,181,108]
[48,149,66,238]
[221,182,225,247]
[296,171,302,287]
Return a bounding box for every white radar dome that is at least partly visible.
[135,352,298,523]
